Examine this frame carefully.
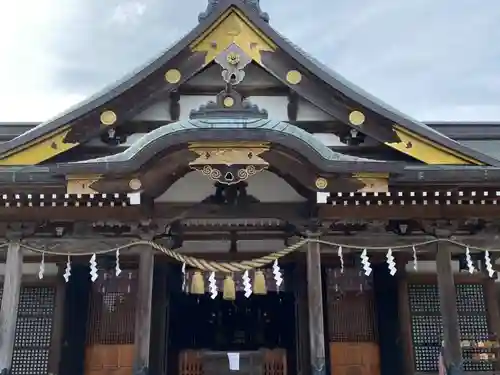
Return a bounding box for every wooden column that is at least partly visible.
[0,241,23,373]
[133,245,155,375]
[306,233,326,375]
[436,243,463,375]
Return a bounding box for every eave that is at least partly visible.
[0,0,497,167]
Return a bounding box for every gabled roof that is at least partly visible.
[0,0,498,166]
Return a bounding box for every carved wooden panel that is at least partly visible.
[408,282,492,372]
[330,342,380,375]
[325,268,376,342]
[0,285,56,375]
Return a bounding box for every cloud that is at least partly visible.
[1,0,500,122]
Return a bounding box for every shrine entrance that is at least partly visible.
[168,291,295,375]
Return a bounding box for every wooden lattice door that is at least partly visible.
[0,285,57,375]
[326,268,380,375]
[84,271,138,375]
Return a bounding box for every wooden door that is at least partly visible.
[84,270,138,375]
[85,344,134,375]
[330,343,379,375]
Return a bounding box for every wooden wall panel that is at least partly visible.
[329,343,379,375]
[85,344,134,375]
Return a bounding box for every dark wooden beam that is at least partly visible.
[133,245,155,373]
[436,242,463,375]
[0,241,23,373]
[306,232,326,375]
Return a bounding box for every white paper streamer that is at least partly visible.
[115,249,122,276]
[208,271,218,299]
[37,252,45,280]
[465,247,475,274]
[181,262,186,292]
[386,248,397,276]
[273,260,283,288]
[338,246,344,274]
[484,250,495,278]
[242,270,252,298]
[63,255,72,283]
[360,249,372,276]
[89,254,98,282]
[412,246,418,271]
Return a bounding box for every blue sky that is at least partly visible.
[1,0,500,122]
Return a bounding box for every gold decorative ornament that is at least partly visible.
[164,69,181,84]
[315,177,328,190]
[349,110,365,126]
[129,178,142,191]
[286,70,302,85]
[223,96,235,107]
[226,52,241,65]
[100,110,117,126]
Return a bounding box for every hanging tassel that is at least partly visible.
[63,255,72,283]
[115,249,122,276]
[223,274,236,300]
[253,270,267,295]
[38,252,45,280]
[465,247,475,274]
[208,271,218,299]
[89,254,98,282]
[484,250,496,278]
[190,270,205,295]
[242,270,252,298]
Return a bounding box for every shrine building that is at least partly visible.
[0,1,500,375]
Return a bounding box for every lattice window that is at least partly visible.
[325,268,376,342]
[86,270,138,345]
[408,282,492,372]
[0,285,56,375]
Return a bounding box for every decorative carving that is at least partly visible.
[189,143,269,185]
[198,0,270,23]
[214,44,252,85]
[189,88,268,119]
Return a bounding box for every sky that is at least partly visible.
[1,0,500,122]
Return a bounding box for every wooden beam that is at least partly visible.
[306,233,326,375]
[436,242,463,375]
[133,246,155,374]
[0,241,23,373]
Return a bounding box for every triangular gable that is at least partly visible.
[2,0,498,166]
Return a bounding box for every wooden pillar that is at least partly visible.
[133,245,155,375]
[436,243,463,375]
[0,241,23,373]
[306,233,326,375]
